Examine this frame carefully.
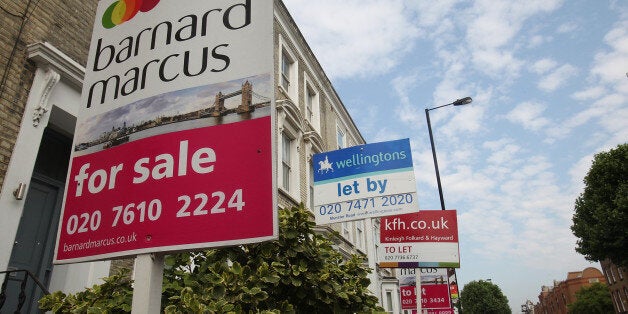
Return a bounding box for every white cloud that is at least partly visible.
[537,64,578,92]
[591,20,628,87]
[572,86,607,101]
[506,102,551,131]
[531,58,557,74]
[557,21,578,34]
[465,0,564,76]
[282,0,420,79]
[528,35,551,48]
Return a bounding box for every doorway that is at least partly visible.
[4,127,71,313]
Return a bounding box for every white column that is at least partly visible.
[131,254,164,313]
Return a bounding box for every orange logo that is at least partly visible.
[102,0,160,29]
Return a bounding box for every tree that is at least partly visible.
[40,204,382,313]
[567,282,613,314]
[571,143,628,268]
[459,280,511,314]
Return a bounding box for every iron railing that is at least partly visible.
[0,269,50,313]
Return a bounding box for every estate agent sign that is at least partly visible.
[54,0,277,264]
[378,210,460,268]
[312,138,419,225]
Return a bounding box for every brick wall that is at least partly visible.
[0,0,97,191]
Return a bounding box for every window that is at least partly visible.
[309,161,315,211]
[385,290,393,313]
[278,38,298,100]
[356,220,364,249]
[281,132,292,191]
[342,222,352,242]
[337,126,345,149]
[281,52,292,91]
[610,267,617,283]
[613,291,622,312]
[306,85,316,121]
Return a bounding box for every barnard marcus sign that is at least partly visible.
[54,0,277,264]
[312,139,419,225]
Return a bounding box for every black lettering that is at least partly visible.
[140,59,160,89]
[223,0,251,30]
[87,75,120,108]
[116,36,133,63]
[183,47,208,76]
[211,44,230,72]
[175,15,197,41]
[201,8,222,36]
[159,54,180,82]
[93,38,114,71]
[151,21,172,50]
[134,27,152,56]
[121,67,139,96]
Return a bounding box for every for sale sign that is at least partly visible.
[378,210,459,268]
[54,0,276,264]
[312,138,418,225]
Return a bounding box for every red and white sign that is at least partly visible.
[400,284,451,310]
[378,210,460,268]
[399,268,453,311]
[54,0,276,263]
[56,117,274,263]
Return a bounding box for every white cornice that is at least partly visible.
[27,42,85,89]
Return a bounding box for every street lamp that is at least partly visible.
[425,97,473,210]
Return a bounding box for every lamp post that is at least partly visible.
[425,97,472,314]
[425,97,472,210]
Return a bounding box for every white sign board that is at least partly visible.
[312,139,418,225]
[54,0,277,264]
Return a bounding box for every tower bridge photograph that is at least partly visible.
[73,74,272,155]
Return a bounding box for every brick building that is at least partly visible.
[534,267,607,314]
[601,259,628,313]
[0,0,392,312]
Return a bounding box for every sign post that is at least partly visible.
[131,253,164,313]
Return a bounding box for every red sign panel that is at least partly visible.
[380,210,458,243]
[401,284,451,310]
[378,210,460,268]
[55,117,274,263]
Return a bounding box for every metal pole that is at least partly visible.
[425,108,446,211]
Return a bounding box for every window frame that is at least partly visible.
[281,132,293,191]
[337,125,346,149]
[278,36,298,101]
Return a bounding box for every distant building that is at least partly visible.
[601,259,628,313]
[534,267,607,314]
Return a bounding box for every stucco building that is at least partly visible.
[0,0,395,312]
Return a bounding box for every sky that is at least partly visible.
[283,0,628,311]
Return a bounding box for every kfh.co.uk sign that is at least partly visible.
[54,0,277,264]
[312,139,419,225]
[378,210,460,268]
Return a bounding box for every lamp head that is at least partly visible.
[452,97,473,106]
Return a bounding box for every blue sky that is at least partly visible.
[283,0,627,311]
